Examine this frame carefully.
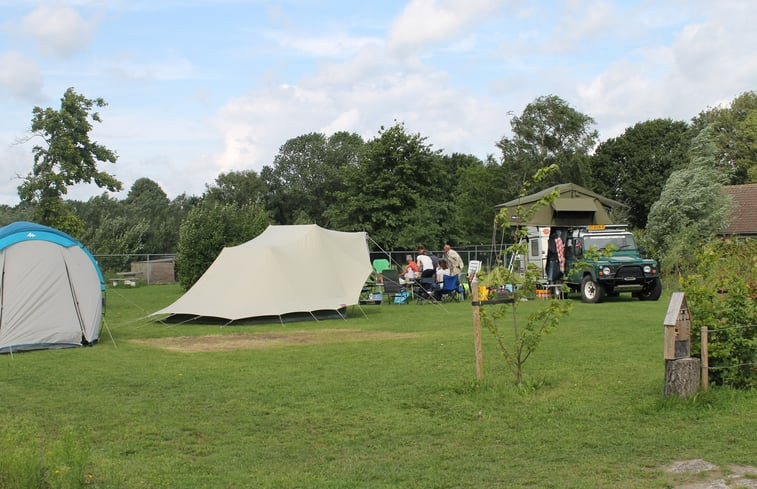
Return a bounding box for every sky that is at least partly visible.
[1,0,755,206]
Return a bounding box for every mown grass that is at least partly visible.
[1,285,755,488]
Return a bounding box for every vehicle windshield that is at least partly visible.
[583,234,636,252]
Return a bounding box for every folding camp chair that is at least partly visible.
[435,274,462,302]
[414,269,436,304]
[381,269,409,304]
[372,258,391,284]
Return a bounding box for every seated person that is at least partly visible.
[401,254,419,282]
[435,259,450,288]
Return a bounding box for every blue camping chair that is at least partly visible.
[435,274,462,302]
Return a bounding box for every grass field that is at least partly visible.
[1,285,755,488]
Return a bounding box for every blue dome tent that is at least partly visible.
[0,222,104,353]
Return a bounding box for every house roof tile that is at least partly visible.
[722,183,757,235]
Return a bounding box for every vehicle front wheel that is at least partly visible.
[638,278,662,301]
[581,275,606,303]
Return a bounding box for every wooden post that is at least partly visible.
[471,276,483,380]
[664,358,701,397]
[701,326,709,390]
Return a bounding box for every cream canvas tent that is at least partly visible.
[0,222,104,353]
[152,224,372,323]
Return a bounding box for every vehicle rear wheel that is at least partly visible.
[638,278,662,301]
[581,275,605,303]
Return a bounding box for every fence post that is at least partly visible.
[471,276,483,380]
[701,326,709,390]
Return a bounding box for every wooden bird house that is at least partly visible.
[663,292,692,360]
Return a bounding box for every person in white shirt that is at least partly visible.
[416,246,434,277]
[435,259,450,285]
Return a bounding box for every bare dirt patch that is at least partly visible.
[129,329,420,353]
[666,460,757,489]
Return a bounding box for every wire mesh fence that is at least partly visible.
[94,254,177,286]
[369,244,512,274]
[94,244,512,288]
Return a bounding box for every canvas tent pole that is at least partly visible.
[62,258,88,338]
[366,235,403,270]
[355,304,369,319]
[101,318,118,348]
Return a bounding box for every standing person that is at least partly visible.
[555,231,565,276]
[547,230,565,283]
[416,245,434,278]
[444,242,464,278]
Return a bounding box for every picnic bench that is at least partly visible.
[110,272,138,287]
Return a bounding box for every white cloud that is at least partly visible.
[388,0,508,53]
[267,31,383,58]
[0,137,31,206]
[544,0,618,54]
[0,51,43,101]
[20,5,95,58]
[211,60,506,177]
[576,1,757,140]
[105,52,195,81]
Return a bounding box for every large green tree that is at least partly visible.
[0,203,33,227]
[452,155,510,244]
[690,91,757,184]
[124,178,175,253]
[646,126,734,274]
[70,192,125,252]
[497,95,598,193]
[203,170,268,207]
[261,131,363,225]
[590,119,690,228]
[17,87,122,235]
[326,123,446,249]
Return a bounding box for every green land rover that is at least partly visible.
[564,225,662,303]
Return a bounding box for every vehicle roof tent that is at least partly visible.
[151,224,373,323]
[0,221,105,353]
[495,183,626,226]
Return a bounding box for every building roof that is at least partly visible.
[722,183,757,235]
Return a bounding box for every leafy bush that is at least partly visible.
[176,202,270,289]
[681,237,756,389]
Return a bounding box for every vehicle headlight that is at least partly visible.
[602,266,612,276]
[643,265,651,273]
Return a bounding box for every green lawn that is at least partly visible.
[1,285,755,488]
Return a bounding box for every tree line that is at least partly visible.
[2,89,755,286]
